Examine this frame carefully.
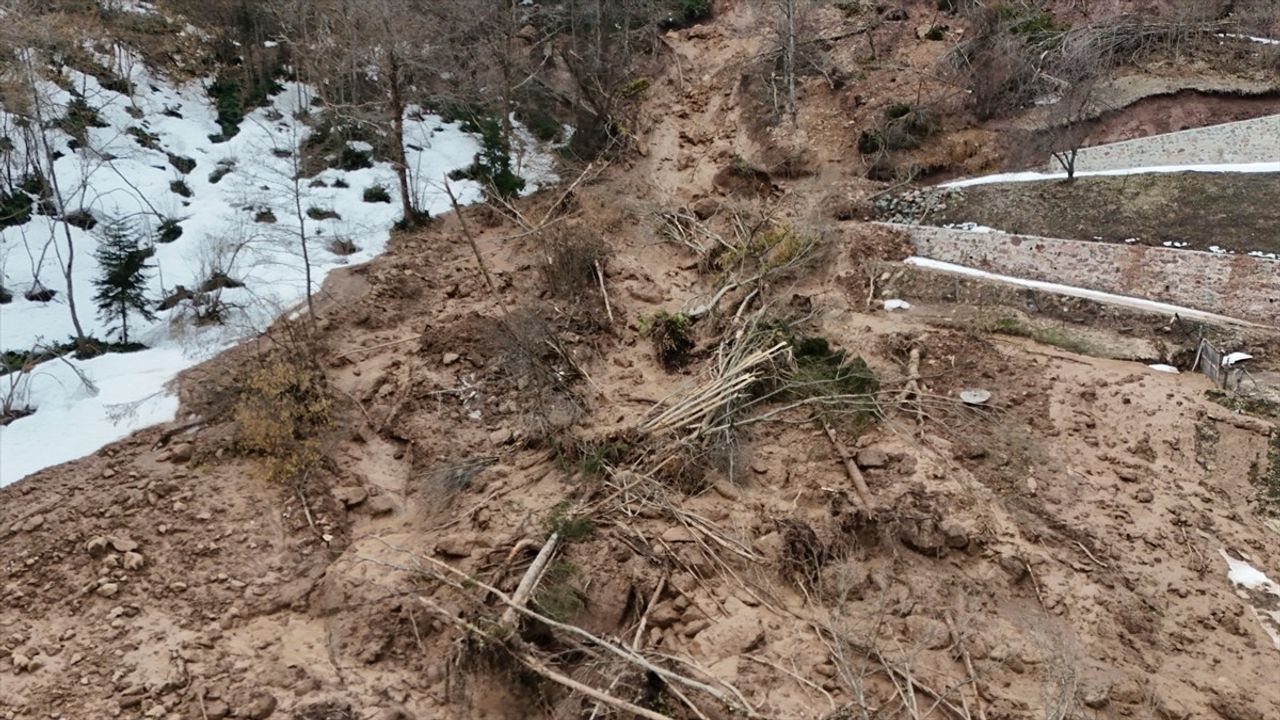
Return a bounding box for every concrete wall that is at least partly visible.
[901,225,1280,327]
[1050,114,1280,172]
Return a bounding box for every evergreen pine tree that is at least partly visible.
[92,217,155,345]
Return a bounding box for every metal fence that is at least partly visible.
[1193,338,1263,395]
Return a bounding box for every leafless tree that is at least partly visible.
[1,12,93,347]
[778,0,800,127]
[272,0,431,225]
[246,116,318,320]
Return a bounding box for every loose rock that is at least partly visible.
[855,447,889,469]
[366,494,399,516]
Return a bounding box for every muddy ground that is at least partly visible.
[4,2,1280,720]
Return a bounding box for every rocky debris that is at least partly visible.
[110,536,139,552]
[648,601,683,629]
[854,447,889,469]
[87,536,111,558]
[898,518,948,556]
[938,519,970,549]
[873,187,964,224]
[488,428,514,445]
[333,486,368,508]
[1081,680,1111,709]
[242,691,277,719]
[122,551,145,570]
[1210,690,1265,720]
[442,352,460,366]
[904,615,950,650]
[365,494,399,517]
[95,581,120,597]
[11,651,40,673]
[18,514,45,532]
[168,443,194,463]
[433,539,471,558]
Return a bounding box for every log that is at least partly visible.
[822,420,874,512]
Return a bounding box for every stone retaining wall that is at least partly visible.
[1050,114,1280,172]
[899,225,1280,327]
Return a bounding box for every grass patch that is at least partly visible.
[157,217,183,243]
[63,209,97,231]
[209,160,235,184]
[167,153,196,175]
[169,179,192,198]
[1259,433,1280,516]
[2,336,144,373]
[300,117,381,176]
[929,173,1280,256]
[362,184,391,203]
[532,559,584,623]
[306,206,341,221]
[992,316,1096,355]
[543,500,595,541]
[1205,389,1280,421]
[575,439,632,477]
[328,237,359,256]
[640,311,694,370]
[254,209,278,224]
[717,223,821,273]
[126,126,161,150]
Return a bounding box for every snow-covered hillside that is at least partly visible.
[0,44,554,486]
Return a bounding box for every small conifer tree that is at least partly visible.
[92,218,155,345]
[448,116,526,200]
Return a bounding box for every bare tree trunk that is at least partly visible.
[783,0,798,127]
[21,50,89,347]
[284,128,314,320]
[386,49,417,225]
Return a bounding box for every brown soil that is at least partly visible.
[927,172,1280,256]
[1079,89,1280,148]
[4,3,1280,720]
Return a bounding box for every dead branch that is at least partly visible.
[444,177,505,313]
[744,654,836,710]
[517,653,671,720]
[594,260,614,325]
[898,346,925,430]
[499,532,560,630]
[412,552,760,716]
[640,342,788,437]
[631,575,667,649]
[822,419,875,512]
[865,644,971,720]
[333,334,425,360]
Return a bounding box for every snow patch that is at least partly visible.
[0,51,556,486]
[1147,364,1179,374]
[903,257,1255,326]
[943,222,999,234]
[1219,550,1280,652]
[883,299,912,311]
[942,162,1280,189]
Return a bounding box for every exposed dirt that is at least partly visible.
[1079,89,1280,148]
[928,172,1280,256]
[5,3,1280,720]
